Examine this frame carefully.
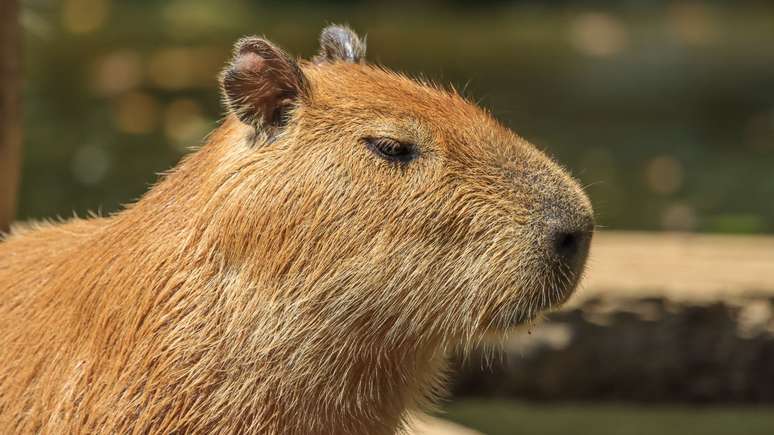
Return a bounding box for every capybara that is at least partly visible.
[0,25,593,434]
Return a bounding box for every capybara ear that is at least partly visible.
[314,24,366,64]
[220,37,309,129]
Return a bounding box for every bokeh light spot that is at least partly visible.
[645,155,684,195]
[112,92,160,135]
[71,145,111,186]
[91,50,143,97]
[661,202,697,232]
[163,99,211,152]
[745,111,774,151]
[569,12,628,58]
[61,0,110,34]
[147,47,224,90]
[668,2,717,46]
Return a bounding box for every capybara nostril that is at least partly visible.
[552,229,590,263]
[548,214,593,272]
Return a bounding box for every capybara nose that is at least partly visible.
[553,230,590,263]
[547,211,593,271]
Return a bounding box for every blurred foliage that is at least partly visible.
[443,400,774,435]
[19,0,774,232]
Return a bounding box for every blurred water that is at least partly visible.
[20,0,774,233]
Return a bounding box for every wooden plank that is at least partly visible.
[572,231,774,305]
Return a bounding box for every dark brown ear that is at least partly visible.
[314,25,366,64]
[220,37,309,129]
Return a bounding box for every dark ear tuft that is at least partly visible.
[314,25,366,64]
[220,37,309,129]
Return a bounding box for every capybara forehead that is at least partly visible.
[303,63,469,114]
[301,62,520,161]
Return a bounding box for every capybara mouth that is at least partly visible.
[492,248,591,332]
[495,287,574,331]
[533,221,593,312]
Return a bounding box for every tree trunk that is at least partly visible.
[0,0,22,234]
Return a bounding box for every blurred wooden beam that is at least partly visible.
[574,231,774,305]
[0,0,22,233]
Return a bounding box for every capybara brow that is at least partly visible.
[0,24,593,435]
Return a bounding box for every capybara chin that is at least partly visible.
[0,25,593,434]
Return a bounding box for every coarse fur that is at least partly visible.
[0,26,593,434]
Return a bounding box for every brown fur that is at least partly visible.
[0,26,592,434]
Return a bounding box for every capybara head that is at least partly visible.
[205,25,593,349]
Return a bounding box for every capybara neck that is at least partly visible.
[40,118,446,434]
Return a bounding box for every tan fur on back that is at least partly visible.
[0,41,591,434]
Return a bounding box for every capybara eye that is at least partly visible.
[364,137,418,164]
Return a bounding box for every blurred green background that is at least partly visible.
[20,0,774,233]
